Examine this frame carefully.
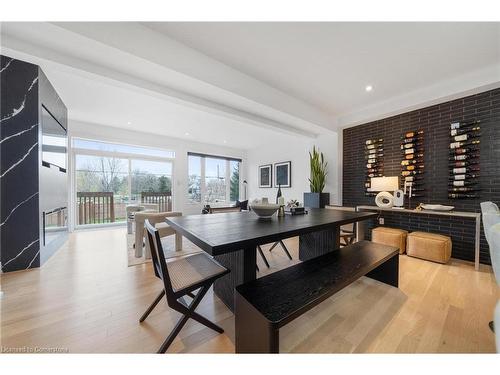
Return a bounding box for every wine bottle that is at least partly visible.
[450,126,480,136]
[450,139,480,149]
[450,173,479,180]
[452,133,480,142]
[276,184,282,204]
[404,148,416,154]
[367,173,383,178]
[366,139,383,145]
[366,143,383,150]
[366,164,383,169]
[448,193,478,199]
[401,170,424,176]
[448,160,479,167]
[450,120,480,130]
[451,166,480,174]
[401,142,424,150]
[401,159,424,166]
[402,134,424,142]
[405,153,424,160]
[449,179,479,187]
[449,187,476,192]
[450,148,480,156]
[405,130,424,138]
[366,154,384,160]
[404,164,424,171]
[366,148,384,154]
[404,174,424,180]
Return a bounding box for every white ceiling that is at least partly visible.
[145,22,500,119]
[1,22,499,148]
[41,65,285,149]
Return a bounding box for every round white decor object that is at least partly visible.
[375,191,394,208]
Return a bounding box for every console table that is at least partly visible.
[355,205,481,271]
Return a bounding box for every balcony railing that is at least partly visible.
[76,191,173,225]
[141,191,172,212]
[77,192,115,225]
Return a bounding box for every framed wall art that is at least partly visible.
[259,164,272,188]
[274,161,291,188]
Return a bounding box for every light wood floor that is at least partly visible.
[1,227,498,353]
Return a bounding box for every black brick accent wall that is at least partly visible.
[343,88,500,265]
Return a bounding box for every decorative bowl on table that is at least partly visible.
[420,204,455,211]
[250,203,280,220]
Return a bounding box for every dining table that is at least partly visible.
[166,208,377,310]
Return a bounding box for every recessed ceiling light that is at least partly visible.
[127,121,132,125]
[185,132,190,136]
[365,85,373,92]
[223,140,227,144]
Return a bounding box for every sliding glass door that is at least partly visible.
[73,139,174,227]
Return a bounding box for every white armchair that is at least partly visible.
[489,223,500,351]
[480,201,500,346]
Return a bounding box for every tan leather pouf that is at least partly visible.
[406,231,452,264]
[372,227,408,254]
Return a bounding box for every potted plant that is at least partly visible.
[304,146,330,208]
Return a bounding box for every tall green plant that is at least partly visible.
[308,146,328,193]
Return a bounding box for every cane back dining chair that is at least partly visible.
[140,219,230,353]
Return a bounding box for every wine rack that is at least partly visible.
[400,130,424,197]
[448,120,481,199]
[364,138,384,196]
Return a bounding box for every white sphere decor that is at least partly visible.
[375,191,394,208]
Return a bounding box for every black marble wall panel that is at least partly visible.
[1,55,40,272]
[343,88,500,265]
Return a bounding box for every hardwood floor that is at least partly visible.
[0,227,497,353]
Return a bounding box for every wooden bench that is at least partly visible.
[234,240,399,353]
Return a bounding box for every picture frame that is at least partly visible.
[274,161,291,188]
[258,164,272,188]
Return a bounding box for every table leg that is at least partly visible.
[214,246,257,311]
[299,227,340,261]
[356,220,367,242]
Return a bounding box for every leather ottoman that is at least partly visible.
[407,231,452,264]
[372,227,408,254]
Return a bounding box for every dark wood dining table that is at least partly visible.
[166,208,377,310]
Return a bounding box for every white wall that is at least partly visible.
[68,120,247,228]
[246,132,340,206]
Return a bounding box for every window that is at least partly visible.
[73,138,175,158]
[73,138,174,226]
[188,155,202,203]
[131,159,173,203]
[229,160,240,202]
[205,157,227,203]
[187,153,241,205]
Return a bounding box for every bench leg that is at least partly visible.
[235,291,279,353]
[366,254,399,288]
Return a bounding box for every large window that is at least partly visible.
[73,139,174,226]
[188,153,241,205]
